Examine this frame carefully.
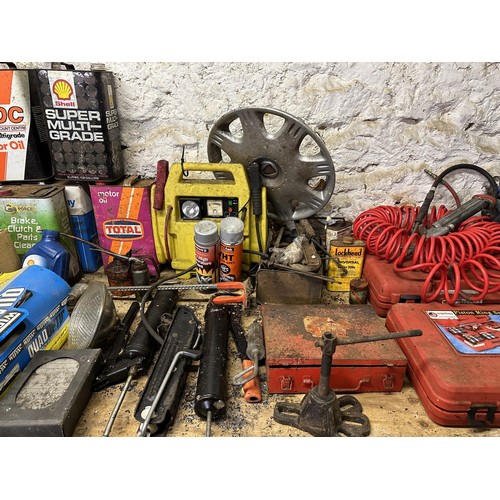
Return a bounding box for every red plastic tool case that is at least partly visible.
[262,303,407,394]
[363,253,500,317]
[386,302,500,427]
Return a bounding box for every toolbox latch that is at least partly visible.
[280,376,293,391]
[399,295,422,304]
[383,374,395,390]
[467,404,497,427]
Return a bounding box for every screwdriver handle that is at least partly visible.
[245,321,265,361]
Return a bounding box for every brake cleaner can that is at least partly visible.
[31,63,124,183]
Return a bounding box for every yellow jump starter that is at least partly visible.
[151,162,267,277]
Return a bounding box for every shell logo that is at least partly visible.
[52,79,73,100]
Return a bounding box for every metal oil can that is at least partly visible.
[0,183,82,284]
[89,176,160,277]
[326,236,366,292]
[30,63,124,183]
[0,63,53,181]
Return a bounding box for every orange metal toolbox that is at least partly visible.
[363,253,500,317]
[262,303,407,395]
[386,302,500,427]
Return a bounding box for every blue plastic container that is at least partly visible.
[22,229,70,282]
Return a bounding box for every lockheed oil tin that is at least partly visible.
[0,64,53,181]
[31,63,124,183]
[326,236,366,292]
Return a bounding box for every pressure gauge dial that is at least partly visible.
[206,199,224,217]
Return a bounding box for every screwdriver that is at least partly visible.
[194,302,230,437]
[102,289,178,436]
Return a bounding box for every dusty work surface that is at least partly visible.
[72,274,500,439]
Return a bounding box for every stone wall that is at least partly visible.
[19,62,500,220]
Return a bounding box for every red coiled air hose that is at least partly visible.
[353,205,500,305]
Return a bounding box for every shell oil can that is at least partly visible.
[0,63,53,181]
[30,63,124,183]
[326,236,366,292]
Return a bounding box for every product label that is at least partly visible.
[326,241,366,292]
[35,69,123,182]
[0,71,30,180]
[0,188,74,255]
[47,71,78,109]
[103,219,144,240]
[0,309,25,340]
[427,310,500,354]
[195,243,217,284]
[91,183,159,275]
[219,243,243,282]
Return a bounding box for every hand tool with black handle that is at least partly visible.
[228,306,264,403]
[194,302,230,436]
[94,290,178,392]
[135,305,202,437]
[94,301,140,383]
[101,289,178,436]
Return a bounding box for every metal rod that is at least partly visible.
[336,329,422,346]
[206,410,212,437]
[270,263,339,283]
[318,333,335,398]
[107,283,220,292]
[137,350,200,437]
[103,365,137,437]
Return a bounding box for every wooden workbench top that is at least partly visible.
[71,273,500,439]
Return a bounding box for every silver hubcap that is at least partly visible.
[207,107,335,221]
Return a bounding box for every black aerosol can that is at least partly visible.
[30,63,124,183]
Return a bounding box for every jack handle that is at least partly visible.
[211,281,247,306]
